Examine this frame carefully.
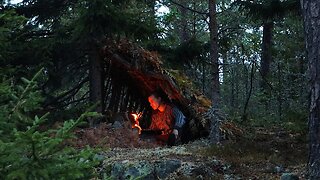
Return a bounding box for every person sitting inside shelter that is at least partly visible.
[147,89,186,146]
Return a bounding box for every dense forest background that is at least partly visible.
[1,0,318,179]
[1,0,306,130]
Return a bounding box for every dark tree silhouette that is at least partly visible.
[234,0,300,90]
[208,0,221,143]
[301,0,320,178]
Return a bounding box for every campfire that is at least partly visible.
[131,112,143,134]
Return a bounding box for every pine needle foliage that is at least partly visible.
[0,68,101,179]
[233,0,300,22]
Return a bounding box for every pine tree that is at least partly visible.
[0,69,101,179]
[234,0,300,90]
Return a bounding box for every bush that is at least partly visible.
[0,68,101,179]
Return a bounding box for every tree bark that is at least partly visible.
[208,0,221,144]
[89,46,104,127]
[202,58,206,94]
[209,0,220,107]
[179,0,189,42]
[301,0,320,178]
[242,62,254,122]
[192,0,197,37]
[260,21,273,90]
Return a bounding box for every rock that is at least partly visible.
[224,174,232,180]
[192,165,207,175]
[110,161,154,179]
[94,153,105,161]
[155,159,181,179]
[195,175,204,180]
[100,143,232,179]
[106,159,181,179]
[112,121,123,129]
[178,162,196,176]
[275,165,284,173]
[281,173,299,180]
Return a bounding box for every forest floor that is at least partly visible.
[70,123,307,179]
[202,126,307,179]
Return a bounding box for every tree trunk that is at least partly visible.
[209,0,220,107]
[202,58,206,94]
[179,0,189,42]
[208,0,221,144]
[260,21,273,90]
[89,47,104,127]
[301,0,320,178]
[231,68,235,109]
[277,62,282,121]
[146,0,158,44]
[192,0,197,37]
[242,62,254,122]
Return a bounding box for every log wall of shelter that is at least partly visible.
[101,39,209,139]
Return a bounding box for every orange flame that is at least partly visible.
[131,112,143,134]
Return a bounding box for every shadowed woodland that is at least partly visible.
[1,0,320,179]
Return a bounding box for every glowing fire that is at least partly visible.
[131,112,143,134]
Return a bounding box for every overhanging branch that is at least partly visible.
[43,77,89,107]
